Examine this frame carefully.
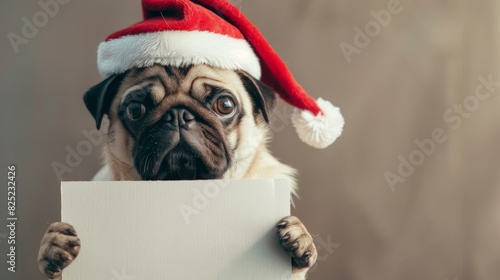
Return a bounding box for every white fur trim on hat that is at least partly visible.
[291,98,345,149]
[97,31,262,79]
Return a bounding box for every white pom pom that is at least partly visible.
[291,98,345,149]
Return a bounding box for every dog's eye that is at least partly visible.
[126,103,146,121]
[213,96,236,116]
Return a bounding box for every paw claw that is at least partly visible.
[277,221,287,228]
[281,234,290,241]
[65,229,77,236]
[59,252,71,262]
[68,239,80,248]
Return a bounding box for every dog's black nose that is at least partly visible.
[164,107,195,129]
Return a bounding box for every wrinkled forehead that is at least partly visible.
[116,64,246,105]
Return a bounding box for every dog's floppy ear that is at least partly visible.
[238,71,277,123]
[83,74,124,130]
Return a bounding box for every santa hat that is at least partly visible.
[97,0,344,149]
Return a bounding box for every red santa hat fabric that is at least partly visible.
[97,0,344,149]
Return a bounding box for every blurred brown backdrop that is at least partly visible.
[1,0,500,279]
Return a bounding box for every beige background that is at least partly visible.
[1,0,499,279]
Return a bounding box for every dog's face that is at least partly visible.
[84,64,276,180]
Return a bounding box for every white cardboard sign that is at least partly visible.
[61,179,291,280]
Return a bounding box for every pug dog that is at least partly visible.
[38,64,318,280]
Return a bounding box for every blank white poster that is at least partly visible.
[61,179,291,280]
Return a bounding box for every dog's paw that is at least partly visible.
[38,222,80,279]
[277,216,317,269]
